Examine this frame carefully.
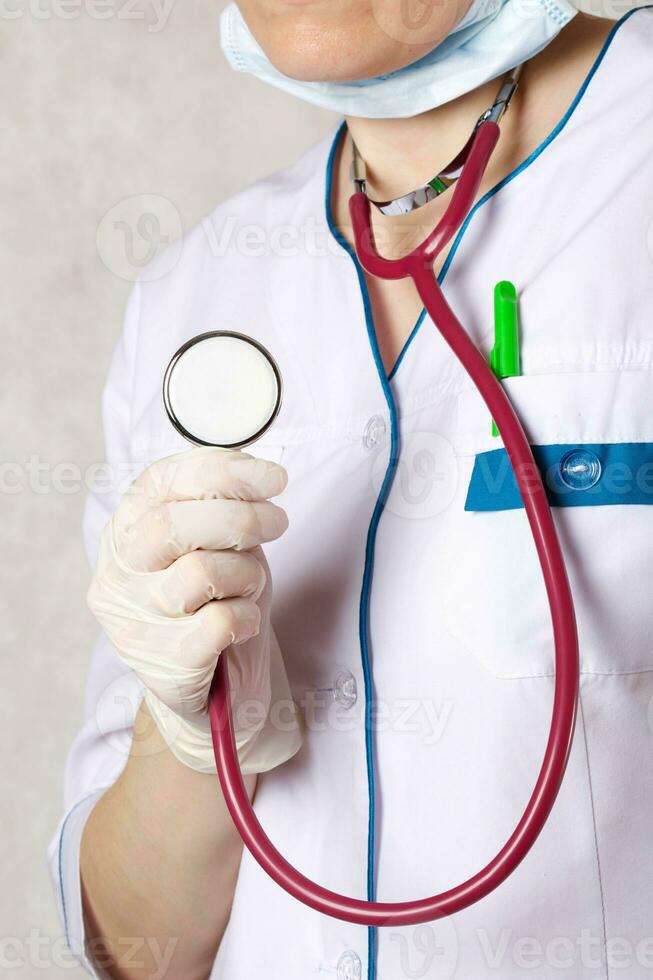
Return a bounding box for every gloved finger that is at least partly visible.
[119,448,288,527]
[119,498,288,572]
[193,596,262,661]
[154,549,267,616]
[126,597,263,709]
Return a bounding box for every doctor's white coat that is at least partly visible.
[50,10,653,979]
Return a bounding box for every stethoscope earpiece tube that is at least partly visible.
[208,119,579,925]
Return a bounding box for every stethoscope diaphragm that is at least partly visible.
[163,331,282,449]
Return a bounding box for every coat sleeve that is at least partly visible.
[47,283,145,977]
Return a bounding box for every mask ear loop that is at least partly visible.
[209,103,579,928]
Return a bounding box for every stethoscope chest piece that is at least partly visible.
[163,331,282,449]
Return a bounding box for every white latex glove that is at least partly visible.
[87,447,303,774]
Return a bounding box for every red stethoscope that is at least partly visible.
[163,67,580,927]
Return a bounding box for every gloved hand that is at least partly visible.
[87,447,303,774]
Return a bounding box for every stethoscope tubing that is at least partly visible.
[209,120,580,925]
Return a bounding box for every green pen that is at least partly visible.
[490,280,521,437]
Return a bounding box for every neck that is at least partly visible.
[342,13,610,206]
[345,76,507,202]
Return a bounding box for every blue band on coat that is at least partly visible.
[465,443,653,512]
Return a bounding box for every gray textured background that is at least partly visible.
[0,0,627,976]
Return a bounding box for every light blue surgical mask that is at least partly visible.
[220,0,576,119]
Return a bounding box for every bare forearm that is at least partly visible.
[80,702,255,980]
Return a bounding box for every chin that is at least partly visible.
[262,22,427,83]
[235,0,467,83]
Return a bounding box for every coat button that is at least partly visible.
[363,415,386,450]
[559,449,602,490]
[337,950,362,979]
[333,669,358,709]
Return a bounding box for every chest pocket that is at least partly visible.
[439,368,653,678]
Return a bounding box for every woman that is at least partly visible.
[51,1,653,978]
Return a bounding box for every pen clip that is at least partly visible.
[491,280,521,437]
